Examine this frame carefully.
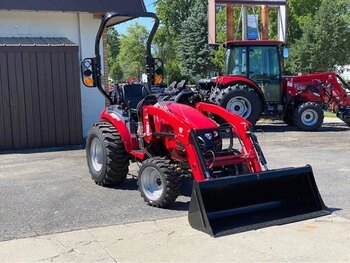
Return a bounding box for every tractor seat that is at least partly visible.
[122,84,150,109]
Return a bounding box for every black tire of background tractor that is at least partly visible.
[208,86,221,103]
[86,122,129,186]
[283,111,295,126]
[217,84,262,125]
[293,102,324,131]
[138,157,180,208]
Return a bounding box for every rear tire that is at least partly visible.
[293,102,324,131]
[208,86,221,104]
[86,122,129,186]
[217,84,262,125]
[138,157,180,208]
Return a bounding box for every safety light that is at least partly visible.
[154,75,163,85]
[81,58,97,88]
[84,77,94,87]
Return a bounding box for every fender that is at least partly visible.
[215,76,265,103]
[99,109,135,152]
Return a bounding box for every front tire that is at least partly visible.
[293,102,324,131]
[86,122,129,186]
[217,84,262,125]
[138,157,180,208]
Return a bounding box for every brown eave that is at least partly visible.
[0,37,77,47]
[0,0,146,13]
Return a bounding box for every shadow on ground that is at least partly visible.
[107,176,193,212]
[255,122,349,133]
[0,144,85,155]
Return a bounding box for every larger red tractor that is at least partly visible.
[199,41,350,131]
[81,12,329,237]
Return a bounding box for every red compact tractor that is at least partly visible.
[199,41,350,130]
[81,12,329,237]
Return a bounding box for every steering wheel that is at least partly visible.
[136,94,159,120]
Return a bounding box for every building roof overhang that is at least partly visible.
[0,0,146,14]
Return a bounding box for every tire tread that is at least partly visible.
[216,84,262,125]
[87,122,129,186]
[293,102,324,131]
[138,157,180,208]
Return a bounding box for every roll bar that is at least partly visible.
[82,11,160,104]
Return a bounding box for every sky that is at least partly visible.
[116,0,156,34]
[144,0,156,12]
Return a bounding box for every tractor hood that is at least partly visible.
[164,102,217,130]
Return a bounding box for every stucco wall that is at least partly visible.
[0,10,105,136]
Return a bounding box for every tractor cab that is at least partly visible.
[203,39,350,130]
[223,40,284,103]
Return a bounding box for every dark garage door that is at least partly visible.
[0,38,83,151]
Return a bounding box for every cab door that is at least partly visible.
[248,46,281,102]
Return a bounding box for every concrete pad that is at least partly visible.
[323,117,344,123]
[0,229,115,262]
[1,215,350,262]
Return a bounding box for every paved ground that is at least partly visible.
[0,118,349,245]
[1,215,350,262]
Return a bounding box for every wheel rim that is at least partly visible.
[226,96,252,118]
[141,167,164,201]
[301,109,318,126]
[90,137,104,172]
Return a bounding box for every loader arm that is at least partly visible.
[328,75,350,124]
[310,73,350,123]
[285,72,350,125]
[195,102,263,172]
[326,74,350,106]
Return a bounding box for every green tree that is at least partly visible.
[210,6,226,73]
[287,0,350,73]
[154,0,195,82]
[107,27,120,66]
[107,27,122,82]
[178,0,214,79]
[109,61,123,82]
[117,23,149,80]
[153,27,181,81]
[287,0,322,44]
[155,0,194,36]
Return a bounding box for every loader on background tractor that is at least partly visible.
[198,41,350,131]
[81,11,330,237]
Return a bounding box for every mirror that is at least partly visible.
[283,48,289,58]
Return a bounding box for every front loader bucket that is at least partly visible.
[188,166,330,237]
